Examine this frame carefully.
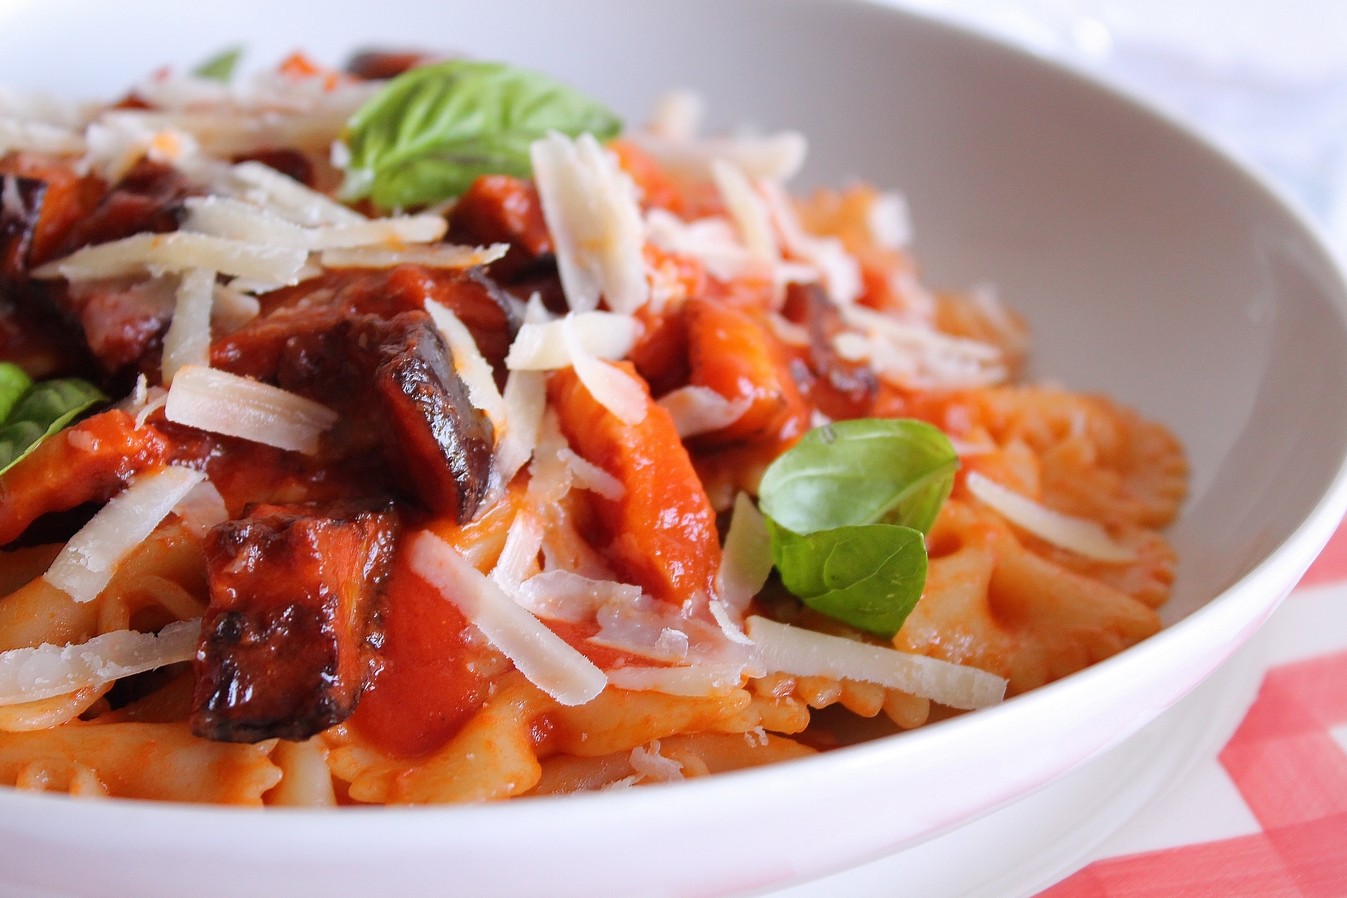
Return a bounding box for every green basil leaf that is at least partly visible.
[341,59,622,209]
[0,377,106,475]
[758,418,958,536]
[193,46,244,82]
[0,363,33,423]
[768,519,927,638]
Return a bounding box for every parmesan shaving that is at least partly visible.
[164,365,338,454]
[657,385,751,438]
[513,571,642,624]
[221,160,367,227]
[504,311,640,371]
[711,159,778,262]
[745,616,1007,710]
[160,268,216,383]
[31,232,308,285]
[0,116,86,156]
[563,314,648,426]
[489,512,544,592]
[716,492,774,614]
[557,447,624,500]
[0,619,201,706]
[497,370,546,484]
[646,90,704,142]
[607,664,746,697]
[43,466,206,604]
[629,740,685,782]
[425,299,508,431]
[531,132,648,313]
[634,130,808,183]
[407,531,606,706]
[183,195,447,250]
[320,242,506,270]
[964,471,1137,563]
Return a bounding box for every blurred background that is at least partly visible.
[889,0,1347,260]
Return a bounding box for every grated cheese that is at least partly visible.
[31,232,308,286]
[557,447,624,500]
[563,314,648,426]
[716,492,774,614]
[406,530,606,706]
[219,160,367,227]
[656,385,751,438]
[531,132,649,314]
[628,740,685,782]
[513,570,642,624]
[746,616,1007,710]
[0,619,201,706]
[0,116,86,156]
[496,370,546,485]
[164,365,338,454]
[711,159,778,263]
[182,195,447,250]
[489,511,545,592]
[606,664,746,697]
[633,130,808,183]
[160,267,216,383]
[319,242,506,270]
[425,299,508,432]
[44,466,206,604]
[964,471,1137,563]
[504,311,640,371]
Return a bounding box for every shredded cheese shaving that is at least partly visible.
[164,365,339,454]
[0,620,201,706]
[964,471,1137,563]
[746,616,1007,710]
[44,466,207,604]
[531,132,648,314]
[407,531,606,706]
[31,232,308,286]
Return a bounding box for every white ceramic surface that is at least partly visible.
[1,1,1346,896]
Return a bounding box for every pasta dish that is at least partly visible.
[0,51,1186,805]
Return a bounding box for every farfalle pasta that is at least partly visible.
[0,51,1186,804]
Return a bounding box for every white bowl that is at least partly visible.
[2,1,1346,896]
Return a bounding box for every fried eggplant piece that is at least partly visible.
[190,502,398,743]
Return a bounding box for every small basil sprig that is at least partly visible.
[758,418,958,638]
[0,363,106,476]
[192,46,244,82]
[340,59,623,210]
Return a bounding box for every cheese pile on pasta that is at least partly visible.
[0,51,1186,805]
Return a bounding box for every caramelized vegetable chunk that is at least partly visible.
[550,365,721,606]
[685,297,811,443]
[368,312,494,522]
[0,409,164,546]
[783,282,877,420]
[191,502,398,743]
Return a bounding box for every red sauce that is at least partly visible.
[349,550,496,757]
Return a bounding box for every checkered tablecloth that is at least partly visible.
[1037,521,1347,897]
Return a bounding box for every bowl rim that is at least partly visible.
[0,0,1346,861]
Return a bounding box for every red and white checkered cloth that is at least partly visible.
[1038,521,1347,897]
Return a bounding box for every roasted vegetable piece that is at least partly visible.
[784,282,877,420]
[684,296,811,444]
[550,364,721,606]
[367,311,494,523]
[190,502,398,743]
[0,409,164,546]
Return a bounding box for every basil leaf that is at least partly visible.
[0,363,33,423]
[0,377,106,475]
[768,519,927,638]
[193,46,244,82]
[759,418,957,536]
[341,59,622,209]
